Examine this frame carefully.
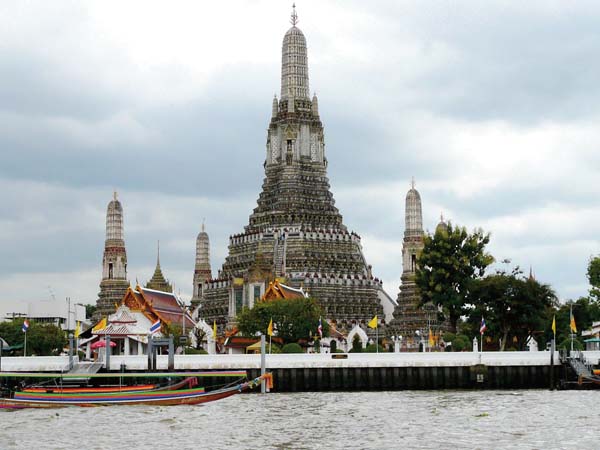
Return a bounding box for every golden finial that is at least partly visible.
[290,3,298,26]
[411,177,415,189]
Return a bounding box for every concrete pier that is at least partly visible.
[2,351,589,391]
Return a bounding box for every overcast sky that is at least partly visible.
[1,0,599,310]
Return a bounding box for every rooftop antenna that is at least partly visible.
[290,3,298,26]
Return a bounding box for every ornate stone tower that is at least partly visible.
[191,223,212,307]
[199,6,384,333]
[96,192,129,320]
[145,241,173,293]
[387,180,431,342]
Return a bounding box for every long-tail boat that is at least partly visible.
[0,372,273,409]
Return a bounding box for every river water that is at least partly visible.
[1,390,596,449]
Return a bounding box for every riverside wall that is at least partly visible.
[3,351,593,391]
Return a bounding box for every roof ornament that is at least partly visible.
[113,190,118,201]
[157,240,161,266]
[440,212,444,223]
[411,176,415,189]
[202,217,205,233]
[290,3,298,26]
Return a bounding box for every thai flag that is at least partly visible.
[480,317,487,335]
[149,319,161,334]
[22,319,29,332]
[317,317,323,338]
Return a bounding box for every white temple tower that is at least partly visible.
[191,222,212,307]
[95,192,129,320]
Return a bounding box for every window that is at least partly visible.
[411,254,417,272]
[235,289,243,314]
[254,285,261,302]
[108,262,113,279]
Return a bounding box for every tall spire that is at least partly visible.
[281,5,309,100]
[192,223,212,304]
[96,192,129,320]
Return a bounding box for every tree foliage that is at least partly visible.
[416,222,494,332]
[0,320,66,356]
[466,270,558,350]
[587,255,600,301]
[237,297,329,344]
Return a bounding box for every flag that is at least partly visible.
[570,308,577,333]
[22,319,29,333]
[368,315,378,329]
[551,315,556,336]
[92,317,107,333]
[480,317,487,335]
[267,318,273,337]
[428,328,434,347]
[75,321,81,338]
[317,316,323,338]
[213,320,217,339]
[149,319,161,334]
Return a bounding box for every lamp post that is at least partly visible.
[176,295,188,355]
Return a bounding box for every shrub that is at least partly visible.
[281,343,303,353]
[365,344,385,353]
[185,347,208,355]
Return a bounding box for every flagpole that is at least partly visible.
[24,330,27,357]
[376,323,379,354]
[570,305,574,352]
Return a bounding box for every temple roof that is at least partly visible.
[262,280,308,301]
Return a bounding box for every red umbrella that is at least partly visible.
[91,339,117,349]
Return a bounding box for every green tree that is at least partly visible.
[467,270,558,351]
[587,256,600,301]
[416,222,494,332]
[0,320,66,356]
[237,297,329,344]
[84,304,97,320]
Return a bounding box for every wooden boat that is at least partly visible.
[0,373,272,409]
[22,376,197,394]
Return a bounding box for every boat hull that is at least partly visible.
[0,374,269,409]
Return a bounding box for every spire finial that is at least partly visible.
[290,3,298,26]
[157,240,160,266]
[411,177,415,189]
[202,218,205,233]
[113,190,117,201]
[440,212,444,222]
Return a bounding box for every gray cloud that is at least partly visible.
[1,1,599,307]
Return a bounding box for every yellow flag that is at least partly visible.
[267,318,274,337]
[92,317,107,333]
[428,328,434,347]
[551,315,556,335]
[213,320,217,339]
[368,315,378,329]
[75,321,81,338]
[570,310,577,333]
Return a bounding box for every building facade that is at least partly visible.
[198,8,385,334]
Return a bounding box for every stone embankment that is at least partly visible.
[6,352,598,391]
